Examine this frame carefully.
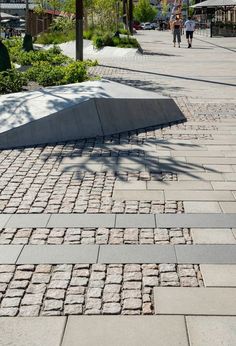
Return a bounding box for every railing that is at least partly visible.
[194,23,210,37]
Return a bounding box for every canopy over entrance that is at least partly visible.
[192,0,236,8]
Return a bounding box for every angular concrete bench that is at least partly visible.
[0,79,185,149]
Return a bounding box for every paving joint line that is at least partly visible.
[59,316,68,346]
[96,245,101,263]
[184,316,191,346]
[46,214,52,228]
[15,245,25,264]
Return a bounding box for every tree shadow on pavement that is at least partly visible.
[0,84,111,133]
[40,130,219,182]
[98,76,183,93]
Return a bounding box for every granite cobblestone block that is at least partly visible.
[0,263,202,317]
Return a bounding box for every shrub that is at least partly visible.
[83,29,94,40]
[0,69,28,94]
[113,36,140,48]
[119,28,130,35]
[25,60,95,87]
[36,30,76,45]
[63,61,89,84]
[26,62,65,87]
[0,41,11,72]
[8,45,71,66]
[50,17,75,33]
[92,32,139,49]
[92,32,114,49]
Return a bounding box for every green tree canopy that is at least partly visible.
[134,0,157,23]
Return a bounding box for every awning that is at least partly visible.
[0,12,18,19]
[192,0,236,8]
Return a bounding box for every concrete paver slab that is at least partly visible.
[156,214,236,228]
[147,181,212,190]
[165,190,235,201]
[233,229,236,239]
[117,157,159,165]
[6,214,50,228]
[191,228,236,244]
[175,245,236,264]
[47,214,115,227]
[114,181,146,190]
[0,214,11,228]
[154,287,236,315]
[212,182,236,190]
[0,245,23,264]
[204,165,234,172]
[200,264,236,287]
[116,214,155,228]
[17,245,99,264]
[178,172,224,181]
[220,202,236,213]
[62,316,188,346]
[98,245,176,263]
[172,151,225,157]
[0,317,66,346]
[159,164,205,173]
[112,190,164,201]
[187,157,236,164]
[184,201,222,213]
[186,316,236,346]
[224,173,236,181]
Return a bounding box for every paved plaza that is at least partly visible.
[0,31,236,345]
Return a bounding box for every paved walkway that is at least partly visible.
[0,31,236,345]
[90,31,236,99]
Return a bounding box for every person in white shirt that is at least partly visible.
[185,16,195,48]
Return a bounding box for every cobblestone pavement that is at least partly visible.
[0,32,236,330]
[0,263,203,317]
[0,228,192,245]
[0,100,235,214]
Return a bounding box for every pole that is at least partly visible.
[123,0,127,25]
[76,0,83,61]
[0,1,2,38]
[128,0,133,34]
[26,0,30,34]
[186,0,189,17]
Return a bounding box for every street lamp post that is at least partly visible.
[76,0,83,61]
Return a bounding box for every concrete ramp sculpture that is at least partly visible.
[0,80,185,149]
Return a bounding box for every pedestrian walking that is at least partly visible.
[172,16,182,48]
[185,16,195,48]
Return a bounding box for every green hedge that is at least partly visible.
[36,30,76,45]
[5,41,72,66]
[25,60,94,87]
[37,27,139,49]
[0,69,28,94]
[92,32,140,49]
[0,38,98,94]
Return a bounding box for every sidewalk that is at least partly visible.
[0,31,236,345]
[91,30,236,99]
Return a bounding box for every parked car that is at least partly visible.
[150,22,158,30]
[141,22,155,30]
[133,23,142,30]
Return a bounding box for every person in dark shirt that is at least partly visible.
[172,16,182,48]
